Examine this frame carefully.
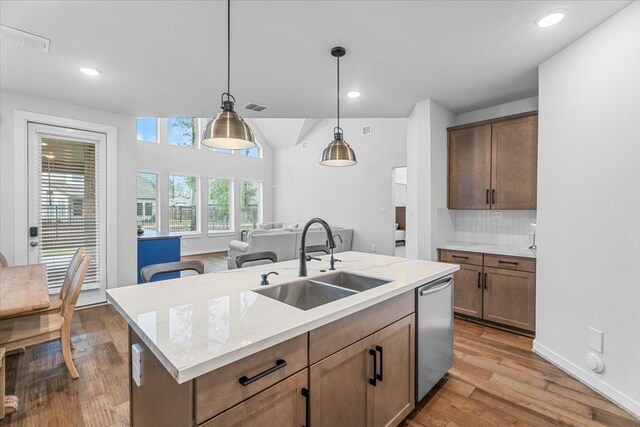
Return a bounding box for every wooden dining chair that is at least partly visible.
[0,252,8,268]
[1,347,19,420]
[0,255,91,379]
[46,248,84,314]
[140,260,205,283]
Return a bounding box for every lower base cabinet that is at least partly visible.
[483,267,535,331]
[201,370,308,427]
[310,315,415,427]
[452,264,483,318]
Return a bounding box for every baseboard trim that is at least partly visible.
[533,341,640,419]
[181,249,229,257]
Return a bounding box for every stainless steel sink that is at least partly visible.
[254,280,357,311]
[311,271,392,292]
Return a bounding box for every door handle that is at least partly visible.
[418,278,453,296]
[368,349,377,386]
[477,272,481,288]
[484,273,488,290]
[486,189,489,204]
[492,189,496,204]
[30,241,39,247]
[375,345,384,382]
[301,388,310,427]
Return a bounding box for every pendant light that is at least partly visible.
[202,0,255,149]
[320,46,357,167]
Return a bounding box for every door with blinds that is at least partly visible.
[27,123,106,296]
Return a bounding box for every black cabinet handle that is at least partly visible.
[238,359,287,386]
[486,189,489,204]
[498,260,519,266]
[492,189,496,204]
[484,273,488,290]
[301,387,310,427]
[452,255,469,260]
[375,345,384,382]
[477,272,481,288]
[368,349,377,386]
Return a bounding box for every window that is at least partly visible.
[169,174,199,233]
[208,178,233,232]
[239,142,262,158]
[137,118,157,143]
[136,172,158,230]
[168,117,198,148]
[240,180,261,229]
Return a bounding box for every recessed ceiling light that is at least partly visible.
[80,67,101,77]
[347,91,361,98]
[535,10,566,28]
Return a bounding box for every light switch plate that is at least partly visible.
[588,327,604,353]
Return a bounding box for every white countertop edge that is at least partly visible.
[108,265,458,384]
[437,242,536,259]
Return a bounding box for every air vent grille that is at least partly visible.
[243,102,269,112]
[362,125,372,136]
[0,25,50,53]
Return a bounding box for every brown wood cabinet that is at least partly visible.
[438,249,536,332]
[310,315,415,427]
[448,112,538,210]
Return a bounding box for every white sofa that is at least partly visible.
[228,227,354,269]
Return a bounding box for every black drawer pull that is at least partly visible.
[368,349,377,386]
[301,387,310,427]
[238,359,287,386]
[484,273,488,289]
[486,189,489,204]
[492,189,496,204]
[498,260,519,266]
[375,345,384,382]
[452,255,469,260]
[477,272,481,288]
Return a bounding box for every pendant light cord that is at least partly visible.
[336,54,340,133]
[227,0,231,95]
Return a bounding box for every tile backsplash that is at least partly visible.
[439,210,537,247]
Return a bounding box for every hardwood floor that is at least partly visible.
[3,303,638,426]
[182,251,228,273]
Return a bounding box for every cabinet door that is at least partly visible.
[372,315,415,427]
[448,125,492,209]
[310,336,375,427]
[490,115,538,209]
[201,369,308,427]
[483,267,536,331]
[453,264,484,318]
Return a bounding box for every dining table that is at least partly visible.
[0,264,50,320]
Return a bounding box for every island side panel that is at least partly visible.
[129,327,193,427]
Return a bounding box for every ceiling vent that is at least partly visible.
[243,102,269,112]
[0,25,50,53]
[362,125,372,136]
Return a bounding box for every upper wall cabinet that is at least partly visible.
[448,112,538,210]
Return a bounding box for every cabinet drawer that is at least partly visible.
[195,334,308,424]
[200,369,308,427]
[309,291,414,364]
[439,249,483,266]
[484,254,536,272]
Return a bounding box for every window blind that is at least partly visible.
[39,137,100,290]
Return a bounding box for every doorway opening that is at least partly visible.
[392,167,407,257]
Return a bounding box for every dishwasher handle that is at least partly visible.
[418,277,453,296]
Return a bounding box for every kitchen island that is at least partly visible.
[107,251,458,426]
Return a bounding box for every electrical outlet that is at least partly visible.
[589,327,604,353]
[372,244,377,253]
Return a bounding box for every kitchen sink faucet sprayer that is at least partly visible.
[299,218,336,277]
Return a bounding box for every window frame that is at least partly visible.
[136,117,159,144]
[136,170,160,232]
[239,179,263,230]
[168,173,201,236]
[207,176,235,235]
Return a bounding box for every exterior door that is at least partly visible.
[453,264,484,318]
[490,115,538,209]
[483,267,536,331]
[448,125,492,209]
[27,123,106,296]
[310,335,375,427]
[372,315,415,427]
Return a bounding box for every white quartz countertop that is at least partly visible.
[438,242,536,258]
[107,252,458,383]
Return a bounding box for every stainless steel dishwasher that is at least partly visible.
[416,274,454,401]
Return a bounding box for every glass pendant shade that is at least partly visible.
[320,134,357,166]
[201,107,255,149]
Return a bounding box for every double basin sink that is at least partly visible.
[254,271,392,311]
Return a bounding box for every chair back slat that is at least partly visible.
[59,248,84,301]
[236,251,278,268]
[61,255,91,320]
[140,260,205,283]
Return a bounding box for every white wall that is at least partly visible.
[136,124,274,255]
[0,90,137,290]
[392,167,407,207]
[406,100,455,261]
[455,96,538,125]
[535,2,640,417]
[273,118,406,256]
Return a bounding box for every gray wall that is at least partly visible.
[535,2,640,416]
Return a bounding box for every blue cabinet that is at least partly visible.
[137,231,182,283]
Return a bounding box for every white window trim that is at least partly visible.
[207,176,235,234]
[13,110,117,306]
[240,179,264,228]
[168,173,201,235]
[136,169,161,231]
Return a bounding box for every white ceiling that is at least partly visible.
[0,1,631,118]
